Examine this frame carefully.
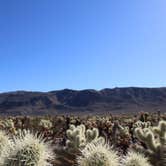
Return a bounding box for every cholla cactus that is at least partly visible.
[3,119,15,129]
[66,124,105,151]
[77,141,119,166]
[3,130,54,166]
[66,124,86,151]
[39,119,53,129]
[111,120,130,146]
[133,121,151,129]
[118,125,130,137]
[0,131,13,165]
[122,151,151,166]
[86,128,105,143]
[134,120,166,166]
[0,131,12,155]
[2,119,16,134]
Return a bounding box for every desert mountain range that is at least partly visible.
[0,87,166,115]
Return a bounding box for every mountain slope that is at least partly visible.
[0,87,166,115]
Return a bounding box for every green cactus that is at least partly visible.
[134,120,166,166]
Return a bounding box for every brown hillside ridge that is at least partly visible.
[0,87,166,115]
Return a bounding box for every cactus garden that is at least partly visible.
[0,112,164,166]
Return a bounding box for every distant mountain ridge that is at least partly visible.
[0,87,166,115]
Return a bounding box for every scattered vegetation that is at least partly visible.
[0,111,164,165]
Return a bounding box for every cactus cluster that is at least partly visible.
[0,113,164,165]
[66,124,86,151]
[77,141,152,166]
[133,121,151,129]
[74,122,162,166]
[86,127,105,143]
[74,120,166,166]
[66,124,105,151]
[111,120,131,147]
[134,120,166,166]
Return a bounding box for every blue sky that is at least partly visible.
[0,0,166,92]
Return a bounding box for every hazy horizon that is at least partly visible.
[1,86,166,94]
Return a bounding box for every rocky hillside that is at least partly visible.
[0,87,166,115]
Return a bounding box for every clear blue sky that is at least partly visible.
[0,0,166,92]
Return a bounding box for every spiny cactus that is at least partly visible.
[66,124,86,151]
[66,124,105,151]
[0,131,12,155]
[133,121,151,129]
[3,119,15,129]
[134,120,166,166]
[77,141,119,166]
[111,120,120,144]
[111,120,130,146]
[139,112,150,122]
[0,131,13,165]
[3,130,54,166]
[118,125,130,137]
[86,128,105,143]
[122,151,151,166]
[39,119,53,129]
